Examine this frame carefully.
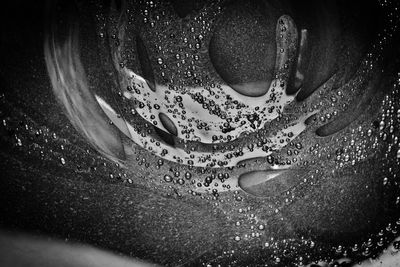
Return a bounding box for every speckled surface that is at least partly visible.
[1,1,400,266]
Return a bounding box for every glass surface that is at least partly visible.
[1,0,400,266]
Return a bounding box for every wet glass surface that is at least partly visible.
[1,0,400,266]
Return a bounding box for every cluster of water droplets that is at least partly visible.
[2,0,400,266]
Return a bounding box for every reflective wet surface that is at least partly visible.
[1,0,400,266]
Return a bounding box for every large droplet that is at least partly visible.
[316,76,380,137]
[209,0,279,97]
[238,169,306,197]
[291,0,340,101]
[136,36,156,92]
[159,112,178,136]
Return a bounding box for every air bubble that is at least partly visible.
[164,174,172,182]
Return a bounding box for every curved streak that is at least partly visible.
[44,24,126,164]
[95,95,317,168]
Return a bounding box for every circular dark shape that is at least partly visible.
[209,0,279,97]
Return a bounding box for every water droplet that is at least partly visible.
[16,138,22,146]
[164,174,172,182]
[185,171,192,179]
